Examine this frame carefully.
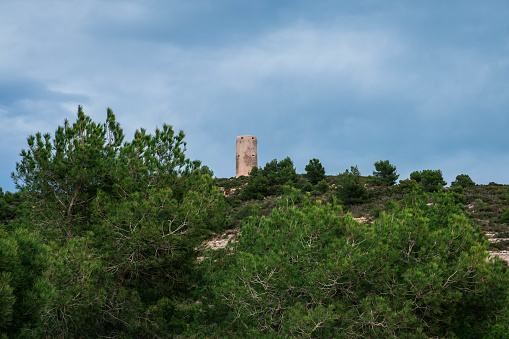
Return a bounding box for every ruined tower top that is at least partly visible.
[236,136,258,178]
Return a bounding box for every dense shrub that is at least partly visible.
[336,166,369,205]
[241,167,269,201]
[398,178,419,193]
[315,179,329,194]
[451,174,475,188]
[0,228,51,336]
[498,209,509,224]
[410,169,446,192]
[263,157,298,194]
[304,158,326,185]
[209,188,509,338]
[242,157,298,199]
[370,160,399,186]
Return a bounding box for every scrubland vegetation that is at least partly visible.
[1,107,508,338]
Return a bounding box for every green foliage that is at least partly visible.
[300,182,313,193]
[499,188,509,201]
[241,157,298,200]
[489,240,509,251]
[370,160,399,186]
[13,106,123,239]
[410,169,447,192]
[12,106,215,241]
[398,178,419,194]
[385,199,401,214]
[210,188,509,337]
[315,179,329,194]
[91,175,226,303]
[9,106,228,337]
[39,236,154,338]
[211,188,349,336]
[301,179,328,196]
[5,105,509,337]
[497,209,509,224]
[215,176,244,191]
[488,316,509,339]
[369,207,382,218]
[472,198,488,213]
[451,174,476,188]
[336,166,369,205]
[241,167,268,201]
[0,190,23,224]
[262,157,298,194]
[0,233,17,332]
[304,158,326,185]
[345,165,361,176]
[149,297,198,334]
[0,227,51,336]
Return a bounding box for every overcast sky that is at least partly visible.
[1,1,508,191]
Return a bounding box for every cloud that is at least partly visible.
[0,76,88,110]
[0,0,508,190]
[0,74,90,191]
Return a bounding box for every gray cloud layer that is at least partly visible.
[1,1,508,190]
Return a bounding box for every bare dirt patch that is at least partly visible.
[353,216,371,223]
[489,251,509,263]
[197,229,238,261]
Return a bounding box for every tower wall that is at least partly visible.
[236,136,258,178]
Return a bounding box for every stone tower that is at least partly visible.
[236,135,258,178]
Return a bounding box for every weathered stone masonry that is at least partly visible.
[236,135,258,178]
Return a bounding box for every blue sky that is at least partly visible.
[1,1,508,191]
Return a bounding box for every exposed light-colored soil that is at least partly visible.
[485,232,509,244]
[220,185,246,198]
[353,216,370,223]
[489,251,509,263]
[197,230,238,261]
[197,228,509,264]
[487,232,509,263]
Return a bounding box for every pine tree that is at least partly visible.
[370,160,399,186]
[304,158,326,185]
[11,106,229,337]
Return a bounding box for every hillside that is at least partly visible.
[1,110,508,337]
[215,175,509,262]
